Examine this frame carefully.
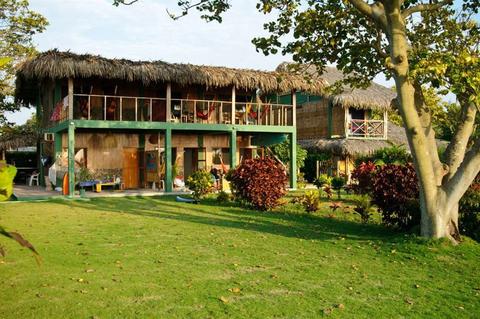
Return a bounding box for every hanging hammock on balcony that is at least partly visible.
[196,101,217,120]
[246,103,258,120]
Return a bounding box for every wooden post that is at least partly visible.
[383,110,388,139]
[327,102,333,138]
[166,83,172,122]
[68,78,74,120]
[291,90,297,127]
[67,121,75,197]
[164,128,173,192]
[231,86,236,125]
[54,132,62,161]
[289,131,297,189]
[229,129,237,169]
[344,106,349,138]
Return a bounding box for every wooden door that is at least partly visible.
[123,148,139,189]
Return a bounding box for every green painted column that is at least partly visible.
[289,131,297,189]
[67,122,75,197]
[36,92,46,186]
[54,132,62,162]
[164,128,173,192]
[229,129,237,169]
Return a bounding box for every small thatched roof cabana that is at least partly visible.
[277,63,396,111]
[15,50,326,106]
[0,130,39,152]
[299,122,409,156]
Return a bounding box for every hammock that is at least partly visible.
[246,103,258,120]
[197,101,217,120]
[50,101,63,121]
[260,104,270,120]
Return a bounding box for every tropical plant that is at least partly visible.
[459,183,480,241]
[297,172,307,189]
[294,190,320,213]
[271,139,308,170]
[186,170,214,200]
[352,194,374,224]
[371,164,420,230]
[302,150,331,182]
[331,176,346,199]
[350,162,377,195]
[227,157,287,211]
[355,146,412,166]
[314,173,332,189]
[0,164,39,262]
[216,190,231,203]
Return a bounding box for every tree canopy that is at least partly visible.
[0,0,48,124]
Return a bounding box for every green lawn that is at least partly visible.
[0,194,479,318]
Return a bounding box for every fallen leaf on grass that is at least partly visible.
[228,287,241,293]
[219,296,229,303]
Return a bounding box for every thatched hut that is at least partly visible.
[277,63,401,180]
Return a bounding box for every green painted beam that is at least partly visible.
[67,122,75,198]
[44,120,69,133]
[289,131,297,189]
[70,119,294,134]
[229,129,237,169]
[164,128,173,192]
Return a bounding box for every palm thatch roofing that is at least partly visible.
[0,130,39,151]
[299,122,408,156]
[277,63,396,111]
[15,50,325,105]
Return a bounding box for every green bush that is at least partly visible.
[293,190,321,213]
[227,157,287,211]
[216,191,231,203]
[297,172,307,189]
[459,183,480,241]
[331,176,346,199]
[352,195,374,223]
[186,170,214,200]
[314,174,332,189]
[302,150,331,182]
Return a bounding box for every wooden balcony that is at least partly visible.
[51,94,294,127]
[346,119,387,139]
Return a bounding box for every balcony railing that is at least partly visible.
[64,94,293,126]
[347,119,386,139]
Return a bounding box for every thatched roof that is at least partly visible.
[15,50,325,105]
[0,131,39,151]
[277,63,396,111]
[299,122,408,156]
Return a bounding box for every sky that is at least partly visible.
[7,0,393,124]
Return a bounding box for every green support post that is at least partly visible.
[229,129,237,169]
[164,128,173,192]
[54,132,62,161]
[67,122,75,197]
[289,131,297,189]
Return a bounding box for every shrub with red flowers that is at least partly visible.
[371,163,420,230]
[350,161,377,194]
[227,157,287,211]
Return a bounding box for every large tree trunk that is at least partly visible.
[384,2,461,241]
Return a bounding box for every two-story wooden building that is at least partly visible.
[277,63,405,180]
[15,51,323,196]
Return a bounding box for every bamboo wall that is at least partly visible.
[296,100,346,139]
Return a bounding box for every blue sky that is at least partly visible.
[8,0,393,124]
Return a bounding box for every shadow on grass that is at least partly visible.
[52,195,401,243]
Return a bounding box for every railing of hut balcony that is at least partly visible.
[347,119,387,139]
[69,94,294,126]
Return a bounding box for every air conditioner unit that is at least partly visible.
[44,133,54,142]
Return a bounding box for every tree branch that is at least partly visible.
[402,0,453,18]
[444,100,477,180]
[114,0,139,5]
[444,137,480,206]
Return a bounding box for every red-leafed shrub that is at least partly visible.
[371,163,420,230]
[351,162,377,194]
[227,157,287,211]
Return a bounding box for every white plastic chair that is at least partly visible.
[28,173,39,186]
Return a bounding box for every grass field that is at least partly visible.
[0,194,479,318]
